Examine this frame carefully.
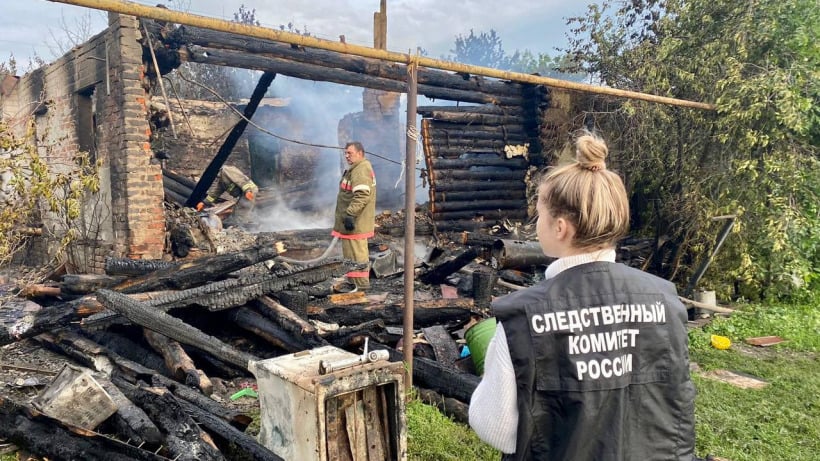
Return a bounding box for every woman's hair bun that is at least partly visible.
[575,133,608,172]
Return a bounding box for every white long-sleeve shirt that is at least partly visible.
[468,249,617,453]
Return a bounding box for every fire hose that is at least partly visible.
[274,236,340,265]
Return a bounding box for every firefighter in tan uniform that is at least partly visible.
[331,141,377,292]
[196,165,258,227]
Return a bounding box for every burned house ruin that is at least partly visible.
[0,9,591,272]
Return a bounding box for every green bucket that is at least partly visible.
[465,317,497,375]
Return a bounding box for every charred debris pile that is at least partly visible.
[0,217,653,460]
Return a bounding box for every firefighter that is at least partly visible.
[196,165,258,226]
[331,141,376,292]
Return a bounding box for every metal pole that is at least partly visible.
[402,61,418,393]
[685,215,737,297]
[48,0,716,110]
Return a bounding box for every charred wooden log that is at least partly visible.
[426,120,529,136]
[151,374,252,431]
[425,138,531,151]
[61,274,127,295]
[253,296,327,346]
[433,190,525,202]
[19,284,61,298]
[491,238,555,269]
[430,157,528,170]
[309,303,471,329]
[371,343,479,403]
[430,169,525,182]
[58,330,171,375]
[417,104,526,116]
[431,179,526,193]
[97,290,257,370]
[112,378,226,461]
[415,387,470,424]
[432,199,525,213]
[163,168,198,189]
[0,397,166,461]
[228,307,309,353]
[173,397,284,461]
[163,174,194,198]
[423,111,526,125]
[424,127,530,142]
[143,329,213,395]
[172,26,527,97]
[1,300,78,347]
[114,244,280,294]
[431,209,528,222]
[420,247,480,285]
[319,319,391,349]
[78,290,180,330]
[105,257,176,277]
[165,186,191,207]
[140,258,359,311]
[182,46,523,106]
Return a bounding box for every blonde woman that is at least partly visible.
[469,132,698,460]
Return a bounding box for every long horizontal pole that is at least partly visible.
[48,0,715,110]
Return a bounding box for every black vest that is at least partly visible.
[494,262,695,461]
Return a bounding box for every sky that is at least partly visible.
[1,0,595,70]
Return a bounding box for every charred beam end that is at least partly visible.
[105,257,177,277]
[97,289,257,370]
[420,247,480,285]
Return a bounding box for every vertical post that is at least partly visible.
[402,61,418,393]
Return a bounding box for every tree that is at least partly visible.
[165,4,263,101]
[563,0,820,299]
[446,29,522,70]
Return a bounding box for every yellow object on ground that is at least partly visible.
[711,335,732,350]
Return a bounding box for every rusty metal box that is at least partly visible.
[249,345,406,461]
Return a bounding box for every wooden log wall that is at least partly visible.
[156,22,561,233]
[420,95,547,230]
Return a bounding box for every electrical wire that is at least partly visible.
[173,70,424,170]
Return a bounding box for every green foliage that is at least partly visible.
[564,0,820,299]
[407,398,499,461]
[0,117,100,282]
[446,29,522,70]
[165,3,266,101]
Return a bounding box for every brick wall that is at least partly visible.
[0,13,167,271]
[104,13,165,261]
